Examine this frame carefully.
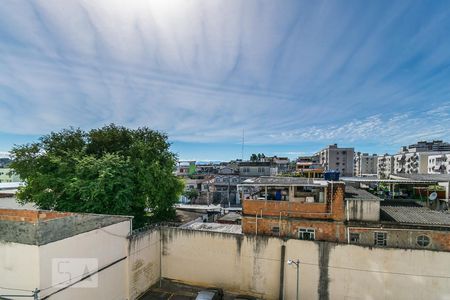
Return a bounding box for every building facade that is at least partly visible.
[316,144,354,176]
[354,153,378,176]
[377,154,394,178]
[400,140,450,153]
[428,154,450,174]
[240,177,450,251]
[238,162,278,177]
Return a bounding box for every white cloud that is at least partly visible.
[0,0,449,148]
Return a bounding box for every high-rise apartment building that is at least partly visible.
[354,152,378,176]
[316,144,354,176]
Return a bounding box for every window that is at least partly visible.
[298,228,315,240]
[272,226,280,235]
[350,233,360,243]
[342,151,346,154]
[374,232,387,246]
[416,235,430,247]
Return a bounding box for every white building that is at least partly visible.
[428,154,450,174]
[316,144,354,176]
[238,162,278,177]
[354,153,378,176]
[377,154,394,179]
[392,152,427,175]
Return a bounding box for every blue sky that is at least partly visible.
[1,0,450,160]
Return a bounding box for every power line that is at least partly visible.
[236,255,450,279]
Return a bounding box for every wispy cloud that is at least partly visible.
[1,0,450,157]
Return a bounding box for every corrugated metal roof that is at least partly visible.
[381,206,450,226]
[390,174,450,182]
[340,177,438,184]
[239,176,328,186]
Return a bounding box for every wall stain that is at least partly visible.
[318,242,332,300]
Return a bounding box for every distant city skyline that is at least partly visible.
[1,1,450,160]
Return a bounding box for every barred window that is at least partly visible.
[374,232,387,246]
[299,228,315,241]
[350,233,360,243]
[272,226,280,235]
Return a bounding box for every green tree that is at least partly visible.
[10,124,184,227]
[183,188,199,202]
[250,153,258,162]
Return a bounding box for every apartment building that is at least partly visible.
[377,154,394,178]
[400,140,450,153]
[296,155,323,178]
[392,152,430,175]
[354,152,378,176]
[316,144,354,176]
[428,154,450,174]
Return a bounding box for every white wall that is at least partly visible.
[161,228,450,300]
[0,242,39,299]
[128,228,161,300]
[38,220,130,300]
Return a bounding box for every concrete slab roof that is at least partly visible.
[182,222,242,234]
[0,209,132,245]
[345,186,383,201]
[239,176,330,186]
[218,212,242,222]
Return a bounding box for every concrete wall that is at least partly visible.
[0,242,39,298]
[161,228,450,300]
[38,220,130,300]
[128,227,161,300]
[346,199,380,221]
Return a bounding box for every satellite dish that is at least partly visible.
[429,192,438,201]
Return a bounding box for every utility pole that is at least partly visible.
[287,259,300,300]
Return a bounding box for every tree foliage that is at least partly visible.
[183,188,199,202]
[10,124,184,226]
[250,153,266,162]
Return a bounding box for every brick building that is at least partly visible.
[239,177,450,251]
[240,177,347,242]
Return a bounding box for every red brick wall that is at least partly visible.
[242,182,345,221]
[0,209,72,223]
[242,216,346,242]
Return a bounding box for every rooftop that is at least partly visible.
[238,162,272,167]
[0,209,131,245]
[345,186,383,201]
[217,212,242,223]
[239,176,329,186]
[381,206,450,227]
[390,174,450,182]
[340,176,440,184]
[181,222,242,234]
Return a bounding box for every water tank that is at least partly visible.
[324,170,340,181]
